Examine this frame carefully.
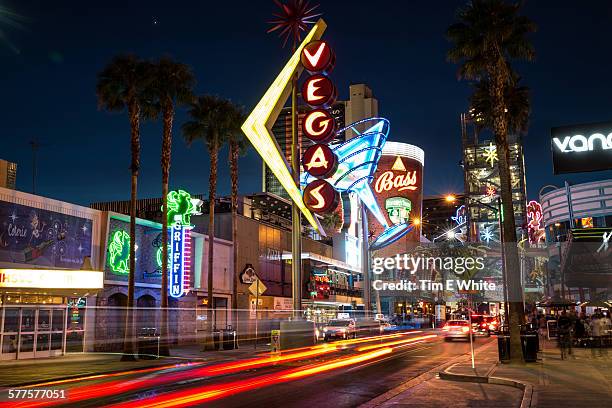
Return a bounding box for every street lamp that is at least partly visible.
[445,194,456,203]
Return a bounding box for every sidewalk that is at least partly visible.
[440,337,612,408]
[0,343,271,387]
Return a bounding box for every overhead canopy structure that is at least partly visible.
[561,227,612,289]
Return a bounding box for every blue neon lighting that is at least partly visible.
[301,117,414,250]
[169,225,186,298]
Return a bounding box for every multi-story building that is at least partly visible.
[539,179,612,303]
[460,113,527,244]
[0,159,17,190]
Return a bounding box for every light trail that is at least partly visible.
[110,348,394,408]
[356,334,438,352]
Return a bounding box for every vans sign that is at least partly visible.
[551,121,612,174]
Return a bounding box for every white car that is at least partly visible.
[322,319,356,341]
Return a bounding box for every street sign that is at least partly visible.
[249,279,267,297]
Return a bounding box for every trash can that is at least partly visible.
[497,335,511,362]
[137,327,159,359]
[222,329,237,350]
[521,333,538,362]
[212,330,221,351]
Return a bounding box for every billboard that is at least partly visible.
[367,142,424,255]
[551,121,612,174]
[0,200,93,268]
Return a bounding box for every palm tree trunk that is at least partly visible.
[206,135,218,349]
[159,100,173,356]
[122,100,140,362]
[490,65,525,363]
[230,141,239,335]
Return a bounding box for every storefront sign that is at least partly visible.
[374,169,418,193]
[527,200,545,244]
[385,197,412,224]
[108,230,130,274]
[165,189,200,298]
[0,268,103,289]
[551,121,612,174]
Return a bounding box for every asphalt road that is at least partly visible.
[7,331,496,408]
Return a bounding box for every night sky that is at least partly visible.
[2,0,611,206]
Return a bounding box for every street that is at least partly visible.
[4,330,496,408]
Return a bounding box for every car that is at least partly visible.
[442,320,473,341]
[470,314,500,335]
[322,319,356,341]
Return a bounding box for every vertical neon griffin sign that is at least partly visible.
[165,190,202,298]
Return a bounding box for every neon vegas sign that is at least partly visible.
[553,133,612,153]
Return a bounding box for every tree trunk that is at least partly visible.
[489,63,525,363]
[205,136,218,349]
[122,100,140,362]
[230,141,239,335]
[159,100,173,357]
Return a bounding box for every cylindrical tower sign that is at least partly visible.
[367,142,424,256]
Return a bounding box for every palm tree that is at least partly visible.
[182,95,232,347]
[447,0,536,362]
[226,106,249,329]
[150,57,195,355]
[96,55,154,361]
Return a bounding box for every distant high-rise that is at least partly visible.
[263,83,378,199]
[0,159,17,190]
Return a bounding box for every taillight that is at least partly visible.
[481,323,487,327]
[442,326,449,331]
[489,324,495,330]
[462,326,470,333]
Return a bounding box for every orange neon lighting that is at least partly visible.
[306,77,326,102]
[304,110,332,136]
[303,42,326,68]
[356,334,437,352]
[374,170,418,193]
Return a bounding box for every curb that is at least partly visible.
[439,365,534,408]
[359,338,498,408]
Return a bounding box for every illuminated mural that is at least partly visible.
[526,200,545,244]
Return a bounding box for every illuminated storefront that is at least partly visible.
[0,187,103,359]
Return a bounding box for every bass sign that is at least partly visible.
[551,121,612,174]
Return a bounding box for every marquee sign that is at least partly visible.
[303,179,339,214]
[164,189,201,298]
[0,268,103,289]
[551,121,612,174]
[302,74,337,107]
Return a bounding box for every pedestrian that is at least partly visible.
[590,313,603,357]
[557,310,572,359]
[538,314,547,341]
[574,314,586,346]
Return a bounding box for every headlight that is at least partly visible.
[323,328,328,332]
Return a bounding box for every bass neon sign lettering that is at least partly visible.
[374,170,418,193]
[553,133,612,153]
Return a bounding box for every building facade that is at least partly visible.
[0,159,17,190]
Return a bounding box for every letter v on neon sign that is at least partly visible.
[303,42,326,68]
[241,19,327,233]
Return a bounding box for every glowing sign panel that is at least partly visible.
[108,230,130,274]
[0,269,103,289]
[301,40,335,74]
[302,74,336,107]
[169,225,189,298]
[302,109,336,142]
[302,144,337,179]
[303,179,339,214]
[527,200,545,244]
[374,169,418,193]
